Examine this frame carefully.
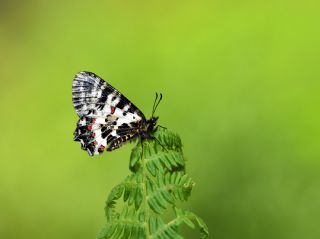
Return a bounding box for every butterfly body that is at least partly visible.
[72,71,160,156]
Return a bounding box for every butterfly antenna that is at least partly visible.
[152,93,163,116]
[151,92,159,117]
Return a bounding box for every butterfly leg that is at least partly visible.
[149,135,168,152]
[158,125,167,130]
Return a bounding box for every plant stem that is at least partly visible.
[141,142,151,238]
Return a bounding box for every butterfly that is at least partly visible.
[72,71,162,156]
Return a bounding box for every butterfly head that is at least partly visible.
[149,116,159,126]
[145,116,159,134]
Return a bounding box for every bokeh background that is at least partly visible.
[1,0,320,238]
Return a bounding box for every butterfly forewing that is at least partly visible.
[72,71,146,156]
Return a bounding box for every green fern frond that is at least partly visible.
[98,128,209,239]
[149,208,209,239]
[146,172,194,214]
[98,207,145,239]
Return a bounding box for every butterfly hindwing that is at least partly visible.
[72,71,146,155]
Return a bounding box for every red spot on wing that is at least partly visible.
[93,141,98,145]
[87,125,92,130]
[92,118,96,123]
[98,145,105,153]
[91,133,96,137]
[111,106,115,114]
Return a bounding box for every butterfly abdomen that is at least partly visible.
[107,132,140,151]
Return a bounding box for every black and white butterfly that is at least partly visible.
[72,71,162,156]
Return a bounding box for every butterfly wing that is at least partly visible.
[72,71,145,156]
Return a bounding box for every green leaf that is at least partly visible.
[98,128,209,239]
[129,143,141,171]
[146,172,194,214]
[105,183,125,221]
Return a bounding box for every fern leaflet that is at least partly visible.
[98,128,209,239]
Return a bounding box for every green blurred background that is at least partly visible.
[1,0,320,238]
